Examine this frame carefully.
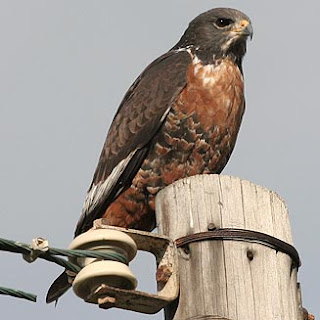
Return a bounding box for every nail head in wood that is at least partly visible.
[247,249,254,261]
[207,223,217,231]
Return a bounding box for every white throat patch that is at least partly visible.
[192,54,225,87]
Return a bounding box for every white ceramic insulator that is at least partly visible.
[69,228,138,300]
[68,229,138,267]
[72,260,138,299]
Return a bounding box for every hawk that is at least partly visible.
[47,7,253,303]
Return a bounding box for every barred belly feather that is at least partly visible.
[102,57,245,231]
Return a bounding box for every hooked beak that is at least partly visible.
[233,19,253,40]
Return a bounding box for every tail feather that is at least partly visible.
[46,271,72,304]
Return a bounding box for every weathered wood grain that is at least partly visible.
[156,175,301,320]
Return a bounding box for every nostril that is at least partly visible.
[241,20,249,28]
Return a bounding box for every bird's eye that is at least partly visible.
[215,18,233,28]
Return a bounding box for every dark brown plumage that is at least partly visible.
[47,7,253,304]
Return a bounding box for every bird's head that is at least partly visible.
[174,8,253,65]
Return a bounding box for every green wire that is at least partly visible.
[0,286,36,302]
[0,236,130,303]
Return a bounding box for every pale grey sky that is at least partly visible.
[0,1,319,319]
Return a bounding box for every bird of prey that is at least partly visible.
[46,7,253,303]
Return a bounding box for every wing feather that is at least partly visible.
[75,49,192,236]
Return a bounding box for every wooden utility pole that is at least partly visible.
[156,175,303,320]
